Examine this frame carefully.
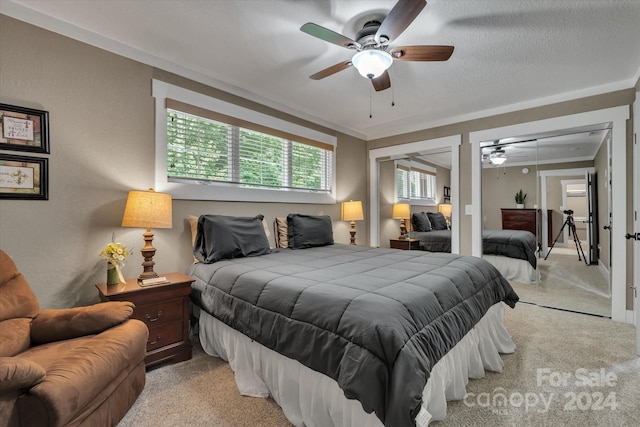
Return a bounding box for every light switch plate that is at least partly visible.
[465,204,472,215]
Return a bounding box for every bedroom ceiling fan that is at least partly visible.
[300,0,454,92]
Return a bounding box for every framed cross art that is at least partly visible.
[0,153,48,200]
[0,103,50,154]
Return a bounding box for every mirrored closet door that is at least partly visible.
[480,126,612,317]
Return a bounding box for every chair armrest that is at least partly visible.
[30,301,135,345]
[0,357,46,393]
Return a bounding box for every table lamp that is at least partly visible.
[438,203,452,227]
[121,188,172,280]
[341,200,364,245]
[392,203,411,239]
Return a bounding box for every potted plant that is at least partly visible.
[515,189,527,208]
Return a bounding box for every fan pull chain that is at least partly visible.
[391,70,395,107]
[369,85,373,119]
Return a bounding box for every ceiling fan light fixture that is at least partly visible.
[490,154,507,165]
[352,50,393,79]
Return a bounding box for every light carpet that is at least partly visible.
[118,303,638,427]
[510,250,611,317]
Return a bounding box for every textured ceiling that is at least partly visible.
[2,0,639,142]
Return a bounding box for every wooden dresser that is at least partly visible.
[501,208,553,245]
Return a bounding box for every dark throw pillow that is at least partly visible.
[427,212,448,231]
[287,214,334,249]
[412,212,432,232]
[194,214,271,263]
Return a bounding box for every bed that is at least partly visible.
[187,213,519,427]
[408,212,539,283]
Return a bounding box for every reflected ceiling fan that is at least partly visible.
[300,0,454,91]
[482,140,536,166]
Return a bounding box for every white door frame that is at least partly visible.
[560,178,587,254]
[470,106,629,323]
[633,92,639,354]
[369,135,461,250]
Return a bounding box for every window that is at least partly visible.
[396,162,437,204]
[153,80,336,203]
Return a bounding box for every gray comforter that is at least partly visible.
[188,244,518,427]
[409,229,538,269]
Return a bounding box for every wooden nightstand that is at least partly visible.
[96,272,195,368]
[389,238,421,250]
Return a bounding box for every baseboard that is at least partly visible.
[597,260,610,281]
[625,310,634,325]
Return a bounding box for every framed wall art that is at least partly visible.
[0,103,50,154]
[0,153,48,200]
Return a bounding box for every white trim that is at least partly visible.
[597,259,609,283]
[470,106,629,323]
[627,310,635,325]
[634,91,640,353]
[369,135,461,249]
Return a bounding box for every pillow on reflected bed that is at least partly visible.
[194,214,271,263]
[287,213,334,249]
[412,212,432,232]
[427,212,448,230]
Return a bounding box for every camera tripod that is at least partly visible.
[544,210,589,265]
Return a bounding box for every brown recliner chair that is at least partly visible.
[0,250,149,427]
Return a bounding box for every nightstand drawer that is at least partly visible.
[132,298,183,326]
[146,320,184,352]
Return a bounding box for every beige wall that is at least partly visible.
[0,16,367,309]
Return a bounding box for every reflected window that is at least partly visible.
[395,161,436,203]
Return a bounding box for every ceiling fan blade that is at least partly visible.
[390,45,454,61]
[375,0,426,43]
[371,71,391,92]
[301,23,360,49]
[309,59,353,80]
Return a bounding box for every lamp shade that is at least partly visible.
[352,50,393,79]
[438,203,452,218]
[392,203,410,219]
[121,189,173,229]
[341,200,364,221]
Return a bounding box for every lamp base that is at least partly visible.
[349,221,357,245]
[399,218,407,239]
[137,229,159,281]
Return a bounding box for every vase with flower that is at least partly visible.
[100,235,130,286]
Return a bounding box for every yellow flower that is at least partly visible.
[100,235,131,265]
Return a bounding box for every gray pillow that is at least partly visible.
[427,212,448,231]
[287,214,334,249]
[194,214,271,263]
[412,212,432,232]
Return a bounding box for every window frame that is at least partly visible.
[153,80,337,203]
[394,160,438,207]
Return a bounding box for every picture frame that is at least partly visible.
[0,153,48,200]
[0,103,50,154]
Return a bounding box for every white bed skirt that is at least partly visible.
[483,255,539,284]
[197,302,515,426]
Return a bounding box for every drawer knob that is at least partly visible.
[145,310,163,322]
[148,334,163,345]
